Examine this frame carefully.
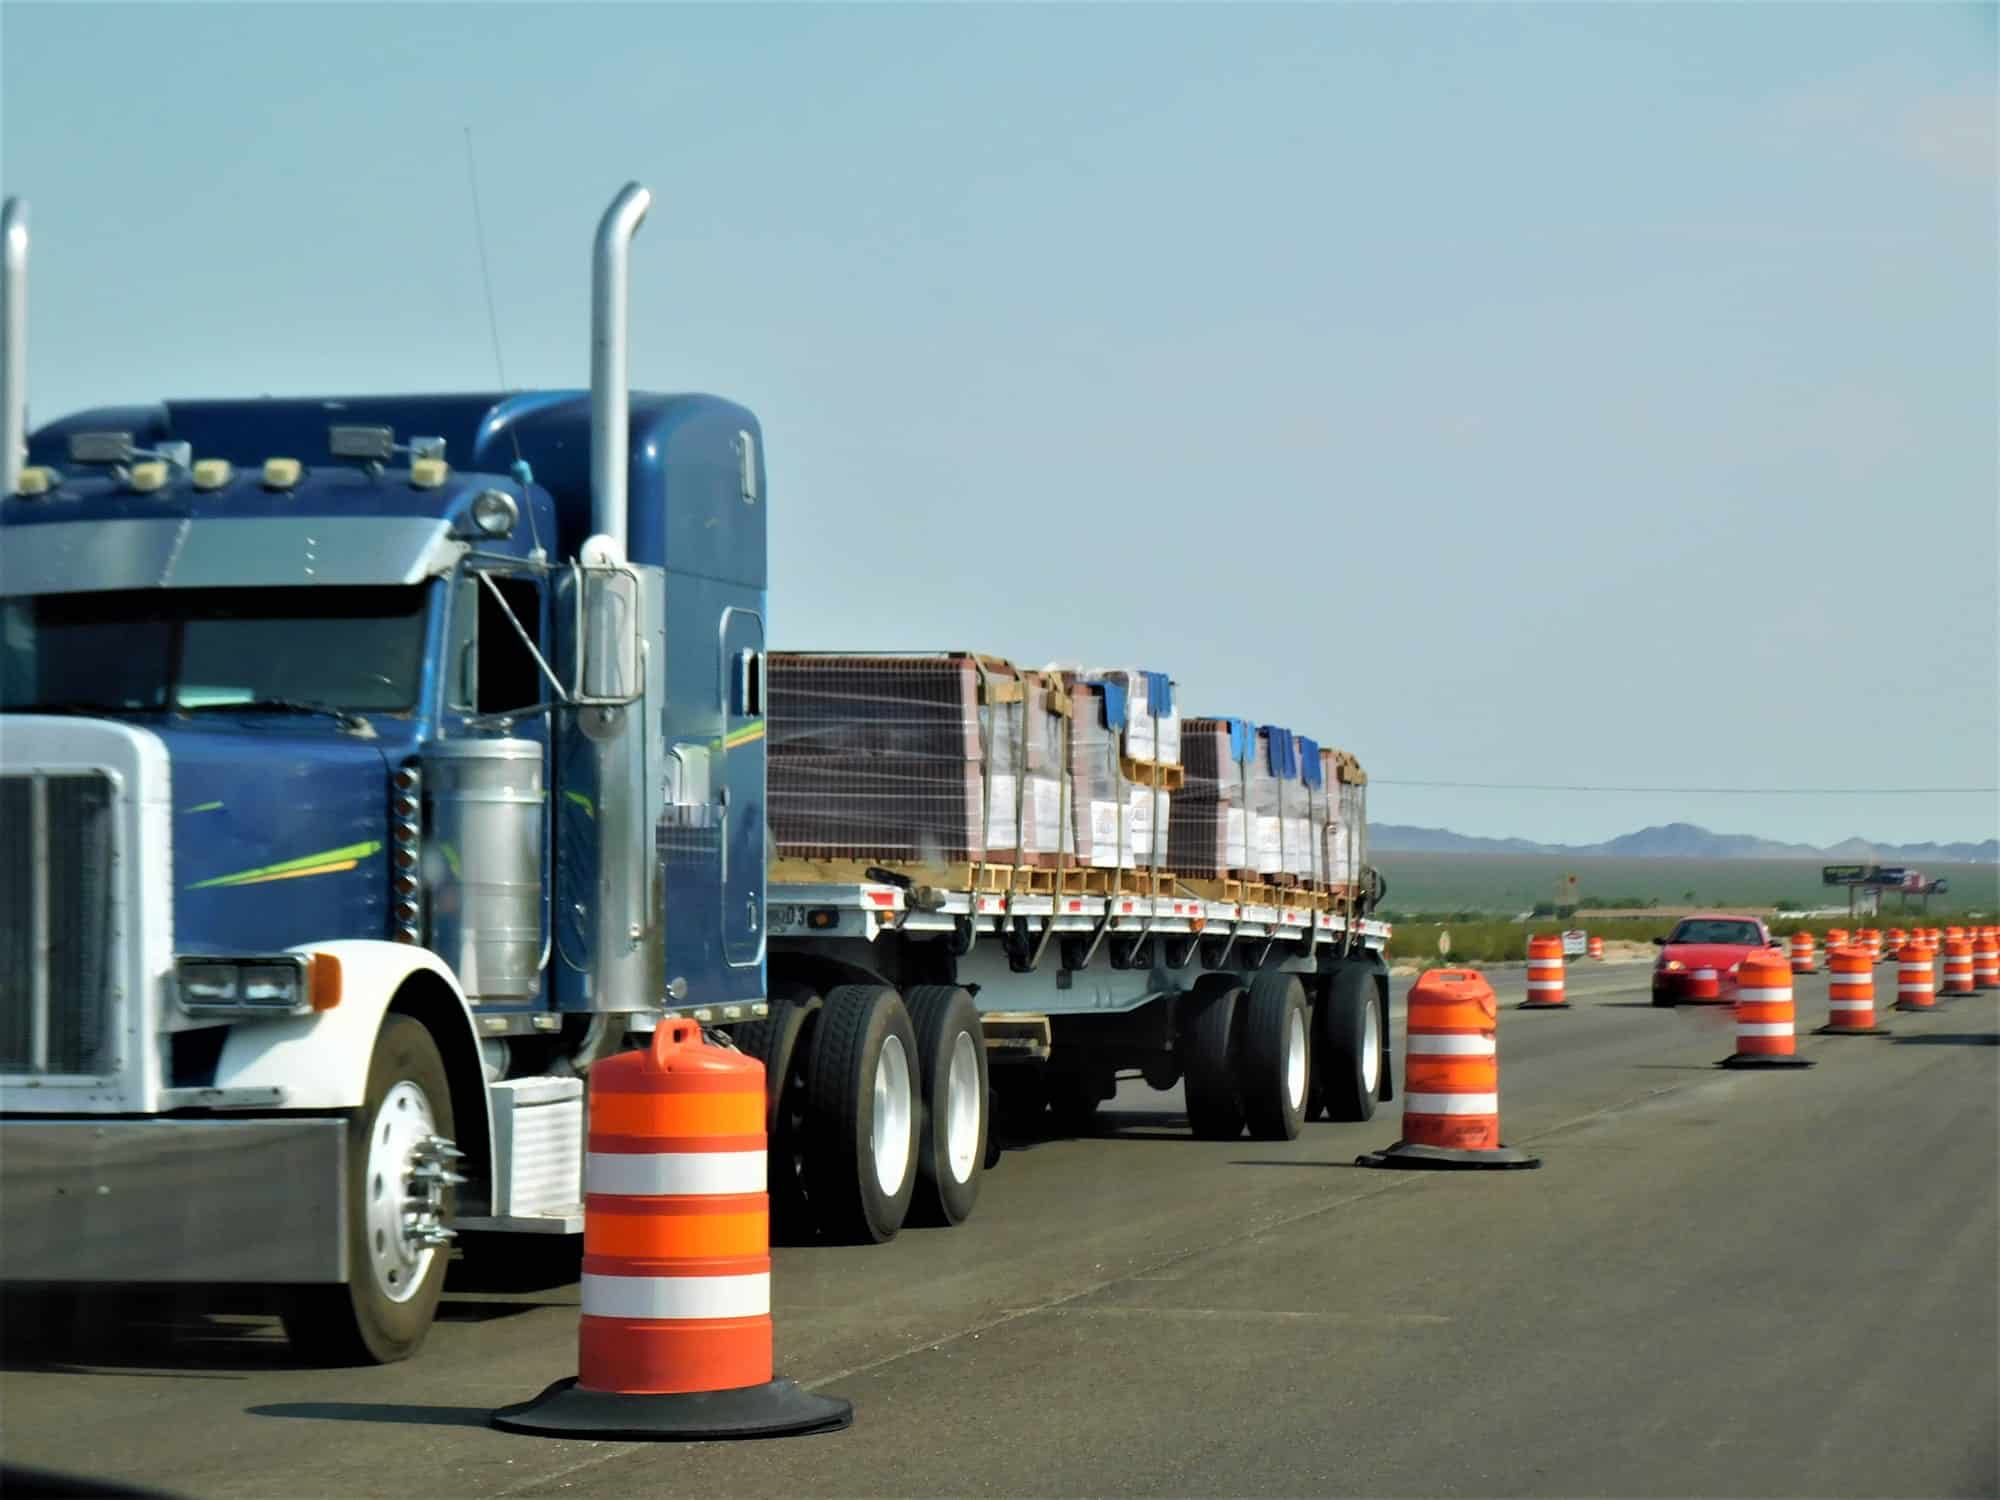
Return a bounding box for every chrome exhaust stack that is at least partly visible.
[1,198,27,496]
[588,181,651,560]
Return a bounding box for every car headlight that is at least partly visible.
[1659,959,1685,973]
[176,953,339,1017]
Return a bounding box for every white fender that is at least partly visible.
[213,941,493,1167]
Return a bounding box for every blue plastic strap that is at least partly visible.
[1142,670,1173,716]
[1224,717,1254,765]
[1263,725,1295,779]
[1299,736,1322,788]
[1088,678,1128,734]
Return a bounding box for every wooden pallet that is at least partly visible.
[769,857,1019,893]
[1179,876,1290,909]
[1054,866,1115,895]
[1107,868,1175,898]
[1119,755,1187,792]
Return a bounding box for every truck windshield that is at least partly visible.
[1,585,429,714]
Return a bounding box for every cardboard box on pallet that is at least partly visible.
[766,652,1063,869]
[1317,747,1367,896]
[1248,728,1284,877]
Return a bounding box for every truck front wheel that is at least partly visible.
[282,1016,458,1365]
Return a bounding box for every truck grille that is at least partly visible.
[0,772,117,1075]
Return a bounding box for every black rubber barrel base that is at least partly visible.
[1719,1053,1816,1069]
[1893,1002,1938,1013]
[1815,1023,1893,1036]
[1356,1140,1541,1170]
[492,1376,853,1441]
[1517,1001,1571,1011]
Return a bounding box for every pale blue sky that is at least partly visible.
[3,2,1994,847]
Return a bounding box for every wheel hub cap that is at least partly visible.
[363,1081,462,1304]
[871,1033,913,1197]
[1285,1008,1307,1112]
[1361,998,1382,1094]
[944,1031,981,1184]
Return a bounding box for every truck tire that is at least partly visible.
[730,992,821,1238]
[1318,965,1384,1122]
[281,1016,456,1365]
[1180,981,1246,1140]
[803,985,919,1244]
[904,985,988,1227]
[1237,972,1309,1141]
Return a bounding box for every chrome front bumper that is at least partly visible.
[0,1117,347,1283]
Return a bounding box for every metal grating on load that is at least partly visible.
[0,771,116,1076]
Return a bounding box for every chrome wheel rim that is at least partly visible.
[943,1030,981,1184]
[1284,1007,1308,1112]
[1361,999,1382,1094]
[871,1033,913,1197]
[364,1081,452,1304]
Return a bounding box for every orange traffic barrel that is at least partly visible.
[1885,927,1908,956]
[1357,969,1539,1170]
[493,1021,852,1441]
[1973,928,1999,990]
[1721,951,1814,1069]
[1857,927,1883,963]
[1788,931,1817,973]
[1521,935,1569,1010]
[1819,946,1889,1034]
[1587,935,1604,961]
[1942,937,1975,996]
[1892,942,1936,1013]
[1824,927,1850,954]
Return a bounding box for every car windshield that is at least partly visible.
[0,585,429,714]
[1669,919,1763,946]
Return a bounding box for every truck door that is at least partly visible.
[718,607,765,969]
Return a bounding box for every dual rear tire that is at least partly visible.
[1180,965,1384,1140]
[743,983,987,1244]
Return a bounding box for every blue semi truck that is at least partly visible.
[0,185,1392,1364]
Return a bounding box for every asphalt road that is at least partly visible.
[5,964,1997,1499]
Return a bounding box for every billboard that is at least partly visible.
[1822,865,1871,886]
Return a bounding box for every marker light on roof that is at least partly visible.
[14,466,54,496]
[128,460,169,493]
[191,459,233,491]
[262,457,302,490]
[409,457,449,490]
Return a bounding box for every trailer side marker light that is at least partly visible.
[191,459,234,491]
[262,457,302,490]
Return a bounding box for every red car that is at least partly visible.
[1651,913,1781,1006]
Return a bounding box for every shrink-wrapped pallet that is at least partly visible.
[1167,717,1254,879]
[1045,665,1180,767]
[767,653,1063,867]
[1248,728,1284,877]
[1066,681,1169,870]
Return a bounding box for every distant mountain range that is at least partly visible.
[1371,821,1999,865]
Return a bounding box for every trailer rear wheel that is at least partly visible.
[731,991,820,1236]
[1181,982,1246,1140]
[1318,965,1383,1122]
[1238,973,1309,1141]
[904,986,988,1226]
[281,1016,456,1365]
[803,985,919,1243]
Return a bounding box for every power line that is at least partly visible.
[1373,780,1998,796]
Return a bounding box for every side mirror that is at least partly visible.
[1651,936,1668,946]
[576,546,642,706]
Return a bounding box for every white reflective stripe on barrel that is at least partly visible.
[581,1271,771,1320]
[1526,980,1564,992]
[1402,1092,1500,1114]
[1734,1022,1795,1037]
[1734,987,1791,1003]
[1828,999,1874,1011]
[1527,958,1563,970]
[587,1150,766,1197]
[1405,1034,1497,1056]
